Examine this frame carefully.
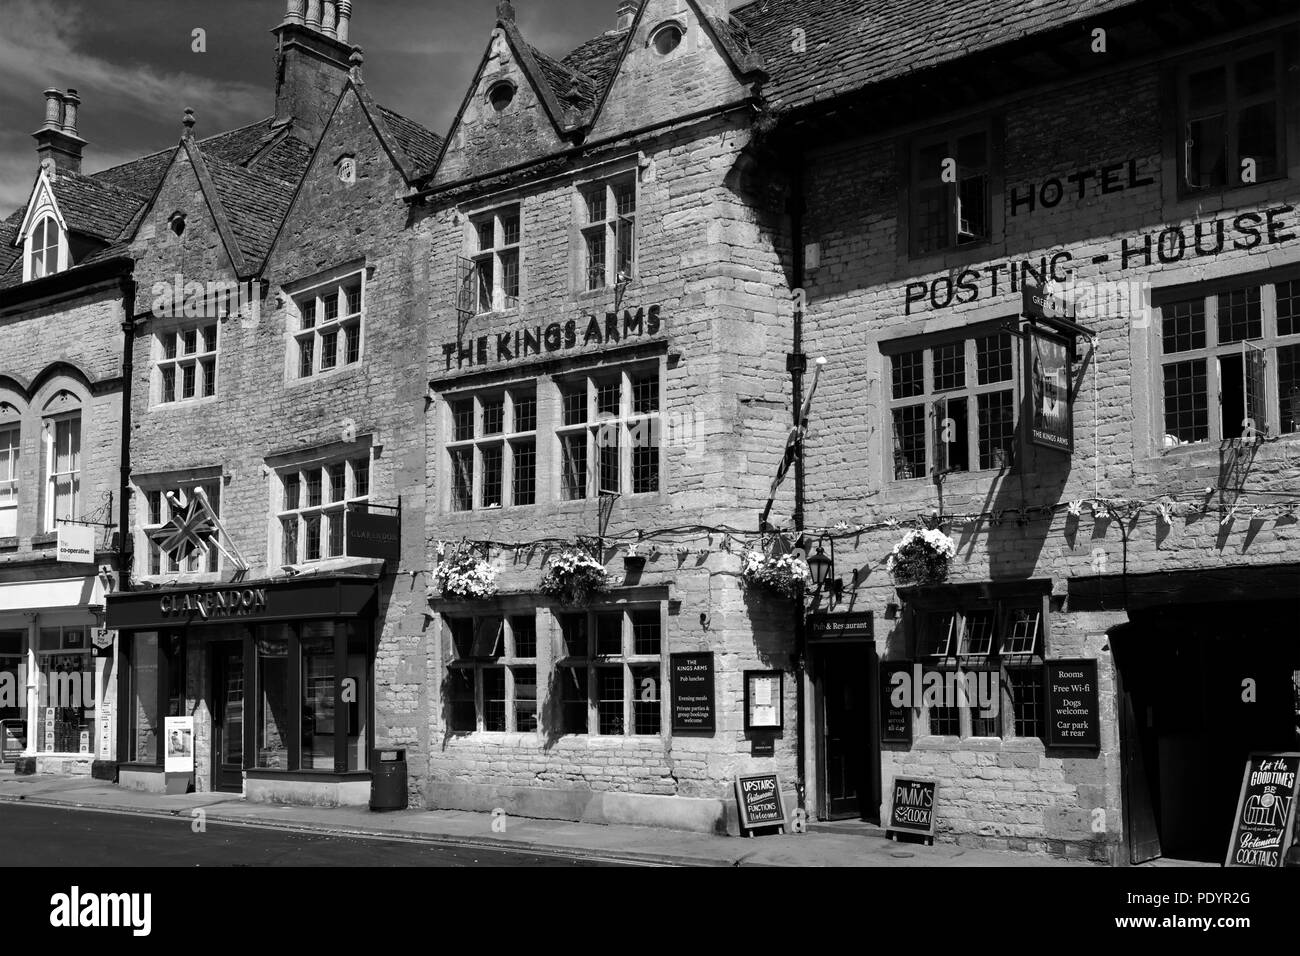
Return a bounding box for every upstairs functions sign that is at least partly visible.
[735,772,787,835]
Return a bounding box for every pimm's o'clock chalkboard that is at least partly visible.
[886,776,938,843]
[1225,752,1300,868]
[670,652,715,733]
[735,772,787,836]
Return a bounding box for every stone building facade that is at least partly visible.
[411,0,799,832]
[782,0,1300,863]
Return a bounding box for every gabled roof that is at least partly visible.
[561,30,629,95]
[202,152,294,270]
[732,0,1147,113]
[43,172,148,242]
[375,105,446,178]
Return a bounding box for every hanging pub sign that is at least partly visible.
[1225,752,1300,868]
[345,507,401,562]
[886,776,939,843]
[670,652,715,733]
[1025,324,1074,453]
[1044,659,1101,749]
[734,772,787,835]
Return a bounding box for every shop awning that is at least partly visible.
[0,576,104,613]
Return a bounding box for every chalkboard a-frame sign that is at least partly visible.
[1224,751,1300,868]
[735,772,787,836]
[886,776,939,844]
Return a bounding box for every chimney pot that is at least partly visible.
[284,0,305,24]
[43,89,63,130]
[616,1,638,30]
[497,2,515,24]
[336,0,352,43]
[305,0,322,28]
[61,90,80,135]
[321,0,337,37]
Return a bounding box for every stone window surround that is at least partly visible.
[24,214,67,283]
[444,613,538,734]
[905,119,994,259]
[1173,35,1288,201]
[467,203,521,314]
[135,470,224,579]
[901,582,1052,743]
[439,599,667,740]
[0,421,19,538]
[880,318,1021,486]
[444,383,537,512]
[151,317,219,408]
[437,356,665,513]
[646,19,687,58]
[274,451,371,567]
[555,604,664,739]
[571,160,640,298]
[42,408,81,534]
[1148,264,1300,453]
[282,261,367,385]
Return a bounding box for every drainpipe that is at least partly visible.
[117,274,136,592]
[789,155,807,812]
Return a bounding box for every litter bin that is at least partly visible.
[370,748,407,811]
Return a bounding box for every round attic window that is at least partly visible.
[651,23,683,55]
[488,81,516,112]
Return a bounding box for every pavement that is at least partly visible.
[0,767,1094,867]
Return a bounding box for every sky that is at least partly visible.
[0,0,627,216]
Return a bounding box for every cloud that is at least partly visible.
[0,0,264,133]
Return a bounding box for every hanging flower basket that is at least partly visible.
[432,549,498,600]
[740,549,811,600]
[886,529,956,587]
[540,548,614,606]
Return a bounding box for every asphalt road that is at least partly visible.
[0,803,629,866]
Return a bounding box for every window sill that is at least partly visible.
[1165,176,1290,219]
[285,360,365,390]
[151,395,220,411]
[31,532,56,547]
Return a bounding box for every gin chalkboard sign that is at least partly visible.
[1044,659,1101,749]
[670,652,715,733]
[886,776,938,842]
[1225,752,1300,868]
[735,772,786,835]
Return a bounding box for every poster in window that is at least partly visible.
[164,715,194,773]
[1025,326,1073,452]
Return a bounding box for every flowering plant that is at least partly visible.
[433,549,498,600]
[540,548,614,606]
[886,528,956,586]
[740,549,812,600]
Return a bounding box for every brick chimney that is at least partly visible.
[32,88,87,175]
[616,1,639,30]
[273,0,357,142]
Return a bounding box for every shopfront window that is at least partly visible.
[253,620,371,773]
[127,632,185,764]
[0,631,24,738]
[36,626,92,753]
[256,627,290,770]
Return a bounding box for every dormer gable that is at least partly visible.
[584,0,764,142]
[430,13,575,187]
[17,169,69,282]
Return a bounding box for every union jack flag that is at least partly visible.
[149,490,217,562]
